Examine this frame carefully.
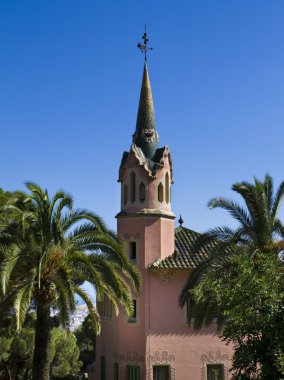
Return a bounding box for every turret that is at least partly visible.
[117,62,174,220]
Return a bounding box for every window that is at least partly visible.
[124,184,128,205]
[128,299,137,323]
[165,173,170,204]
[97,295,112,320]
[114,363,118,380]
[129,241,137,261]
[100,356,106,380]
[126,365,140,380]
[139,182,146,202]
[153,366,170,380]
[207,364,224,380]
[130,172,136,202]
[158,183,164,203]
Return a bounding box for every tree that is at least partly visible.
[50,328,81,379]
[179,175,284,378]
[0,183,141,380]
[75,314,96,372]
[0,314,34,380]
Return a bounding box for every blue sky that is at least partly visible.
[1,0,284,235]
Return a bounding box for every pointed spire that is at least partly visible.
[132,63,159,159]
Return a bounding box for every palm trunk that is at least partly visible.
[32,302,51,380]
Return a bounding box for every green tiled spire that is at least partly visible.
[133,63,159,159]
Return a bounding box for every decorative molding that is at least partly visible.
[158,270,175,282]
[146,351,176,380]
[119,351,145,378]
[201,350,230,380]
[120,350,144,364]
[124,233,140,240]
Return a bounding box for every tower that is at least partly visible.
[93,32,233,380]
[117,61,175,265]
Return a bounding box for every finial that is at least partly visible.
[178,215,184,227]
[137,25,153,62]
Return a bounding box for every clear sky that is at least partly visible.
[1,0,284,233]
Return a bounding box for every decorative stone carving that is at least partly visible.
[124,233,140,240]
[120,351,145,364]
[119,351,145,378]
[201,350,230,380]
[159,270,175,282]
[146,351,176,380]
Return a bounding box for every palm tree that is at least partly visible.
[0,183,141,380]
[179,174,284,326]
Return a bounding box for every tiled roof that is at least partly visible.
[150,226,210,270]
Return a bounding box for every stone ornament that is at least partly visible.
[200,350,230,380]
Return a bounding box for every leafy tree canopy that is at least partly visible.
[75,314,96,371]
[180,175,284,379]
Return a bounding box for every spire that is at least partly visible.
[132,63,159,159]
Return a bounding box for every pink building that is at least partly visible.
[93,61,233,380]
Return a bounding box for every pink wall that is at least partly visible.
[92,215,233,379]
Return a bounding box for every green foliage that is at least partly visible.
[75,314,96,371]
[0,317,34,380]
[50,329,82,379]
[180,175,284,378]
[0,183,141,380]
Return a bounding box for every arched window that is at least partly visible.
[158,183,164,203]
[165,172,170,204]
[139,182,146,202]
[123,184,128,205]
[130,172,136,202]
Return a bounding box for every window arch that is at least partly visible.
[165,172,170,204]
[123,184,128,205]
[130,172,136,202]
[158,182,164,203]
[139,182,146,202]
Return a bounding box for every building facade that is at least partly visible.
[93,62,233,380]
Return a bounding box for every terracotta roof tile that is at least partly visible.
[150,226,210,270]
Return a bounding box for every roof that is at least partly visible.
[150,226,210,270]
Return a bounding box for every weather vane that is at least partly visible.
[137,25,153,62]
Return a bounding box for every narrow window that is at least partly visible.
[124,184,128,205]
[139,182,146,202]
[153,366,170,380]
[207,364,224,380]
[126,365,140,380]
[114,363,119,380]
[130,172,136,202]
[165,173,170,204]
[128,299,137,323]
[129,241,137,261]
[100,356,106,380]
[158,183,164,203]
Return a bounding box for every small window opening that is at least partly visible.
[153,366,170,380]
[100,356,106,380]
[128,299,137,323]
[124,184,128,205]
[139,182,146,202]
[207,364,224,380]
[130,172,136,202]
[114,363,119,380]
[158,183,164,203]
[126,365,140,380]
[129,241,137,261]
[165,173,170,204]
